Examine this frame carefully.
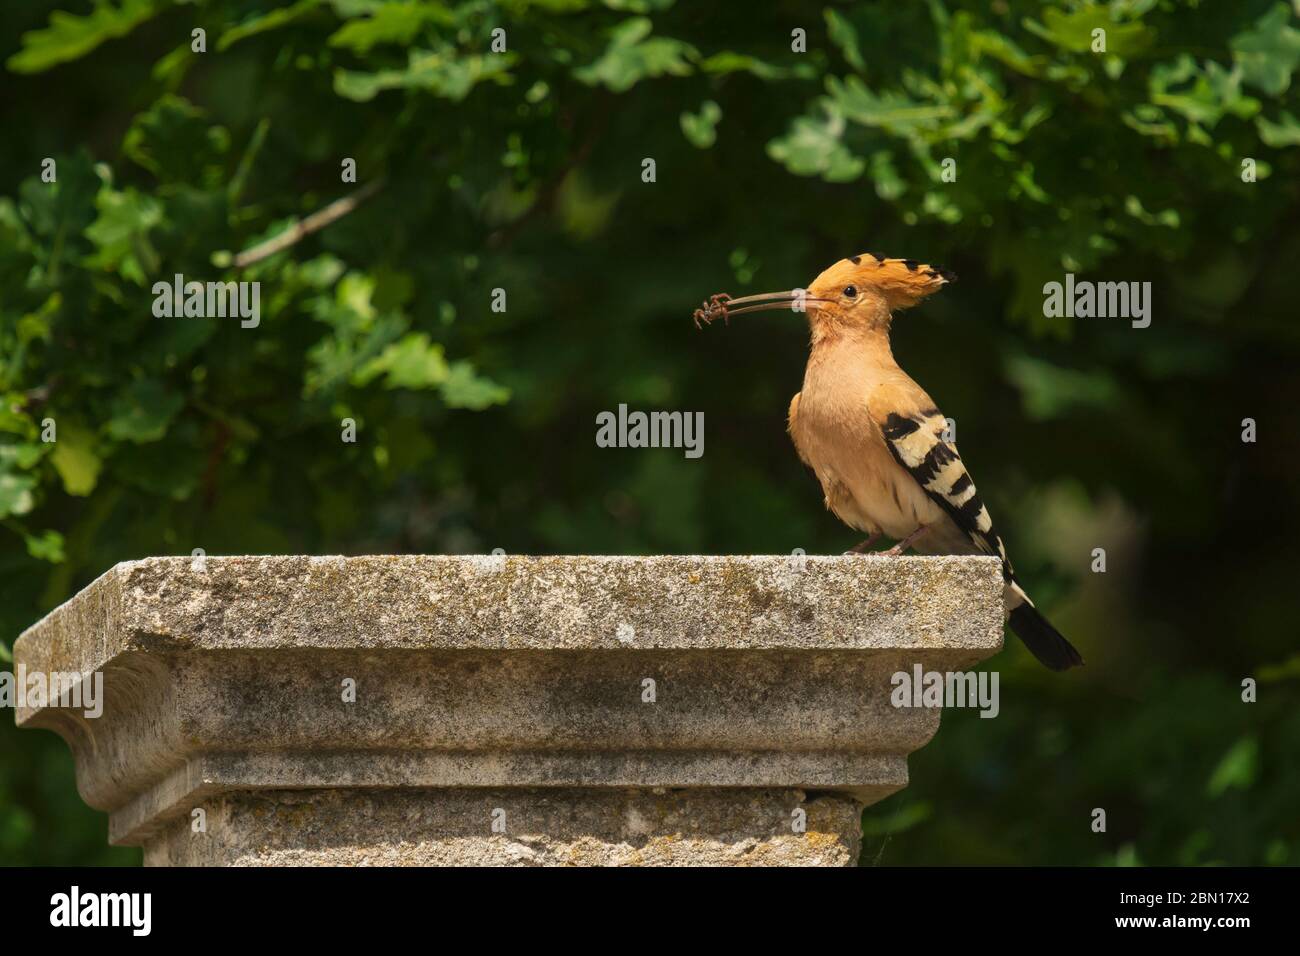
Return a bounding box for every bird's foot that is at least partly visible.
[844,533,882,555]
[880,525,930,556]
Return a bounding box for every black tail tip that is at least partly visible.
[1009,604,1085,672]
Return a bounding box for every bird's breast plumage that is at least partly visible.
[789,340,946,539]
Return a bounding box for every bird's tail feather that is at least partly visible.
[1008,602,1084,671]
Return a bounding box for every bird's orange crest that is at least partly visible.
[809,254,955,311]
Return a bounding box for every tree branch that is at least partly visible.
[233,178,386,268]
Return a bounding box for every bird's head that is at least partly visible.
[695,253,954,339]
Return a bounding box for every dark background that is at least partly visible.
[2,0,1297,866]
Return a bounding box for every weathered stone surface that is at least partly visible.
[14,555,1004,866]
[145,788,863,867]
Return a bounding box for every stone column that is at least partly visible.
[13,555,1003,866]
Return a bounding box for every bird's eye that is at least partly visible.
[843,285,858,298]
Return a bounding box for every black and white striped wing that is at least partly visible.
[881,409,1011,573]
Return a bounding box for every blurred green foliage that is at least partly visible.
[1,0,1298,866]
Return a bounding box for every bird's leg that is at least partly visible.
[843,532,882,555]
[881,524,930,556]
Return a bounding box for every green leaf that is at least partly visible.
[680,100,722,149]
[323,272,378,329]
[326,0,389,14]
[50,426,102,496]
[298,255,348,289]
[601,0,675,10]
[84,187,163,285]
[12,294,60,357]
[1258,652,1300,681]
[868,150,906,200]
[0,473,37,519]
[439,361,510,409]
[219,0,324,51]
[17,150,99,244]
[0,443,45,470]
[335,48,517,101]
[24,529,65,563]
[1231,4,1300,96]
[1124,195,1180,229]
[328,1,452,53]
[573,17,697,92]
[767,102,865,182]
[1207,736,1259,796]
[970,28,1046,78]
[1122,103,1179,141]
[105,380,184,444]
[123,95,230,184]
[353,333,449,389]
[1257,110,1300,146]
[1149,57,1259,128]
[1024,7,1154,57]
[824,9,866,72]
[7,0,159,74]
[827,76,955,137]
[699,51,814,81]
[0,401,34,439]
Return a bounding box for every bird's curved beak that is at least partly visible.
[694,289,832,327]
[719,289,831,317]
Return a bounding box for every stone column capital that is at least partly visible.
[15,555,1003,865]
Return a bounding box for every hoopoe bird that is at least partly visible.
[694,253,1084,671]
